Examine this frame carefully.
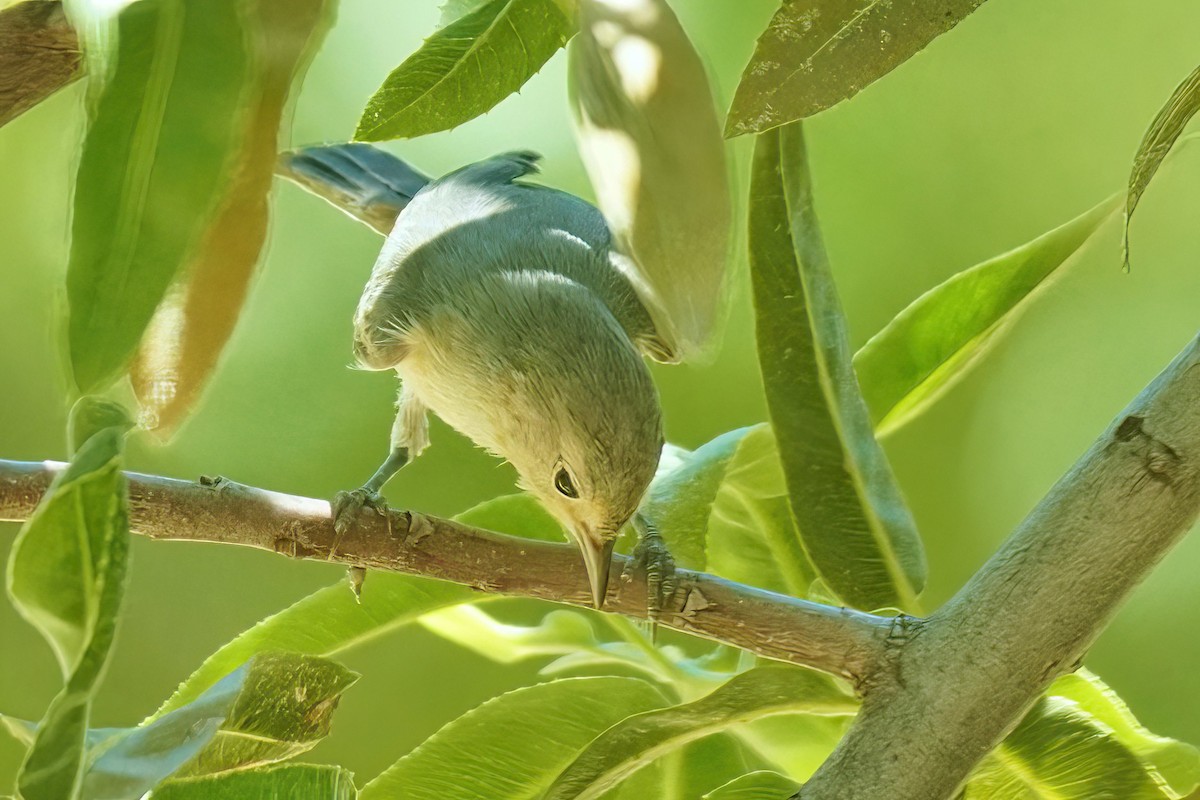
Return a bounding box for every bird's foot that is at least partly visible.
[622,519,677,639]
[331,487,391,602]
[332,487,390,537]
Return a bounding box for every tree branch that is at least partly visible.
[0,1,81,128]
[0,460,893,684]
[799,333,1200,799]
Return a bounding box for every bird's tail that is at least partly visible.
[276,143,431,236]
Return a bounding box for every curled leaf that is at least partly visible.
[1123,63,1200,268]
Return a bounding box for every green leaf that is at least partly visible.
[171,652,358,777]
[66,0,255,393]
[702,770,800,799]
[642,427,756,570]
[153,575,467,719]
[965,694,1174,799]
[1048,670,1200,797]
[701,425,815,597]
[131,0,333,438]
[6,421,129,800]
[854,195,1121,435]
[149,763,356,800]
[4,653,358,798]
[748,122,924,611]
[355,0,574,141]
[569,0,731,362]
[359,677,668,800]
[1124,64,1200,268]
[614,735,772,800]
[78,662,251,799]
[154,492,547,718]
[543,666,855,800]
[726,0,989,135]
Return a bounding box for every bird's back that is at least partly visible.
[352,152,659,370]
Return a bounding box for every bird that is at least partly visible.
[282,144,670,609]
[278,0,730,613]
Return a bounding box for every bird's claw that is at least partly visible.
[331,487,389,537]
[622,520,677,636]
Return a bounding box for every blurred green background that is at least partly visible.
[3,0,1200,786]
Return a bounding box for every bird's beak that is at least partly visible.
[578,535,617,609]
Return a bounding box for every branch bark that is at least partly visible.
[0,461,892,684]
[0,1,81,128]
[799,334,1200,799]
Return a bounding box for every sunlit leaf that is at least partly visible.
[1048,670,1200,797]
[727,0,989,135]
[965,694,1174,799]
[702,770,799,799]
[855,194,1121,435]
[569,0,731,362]
[359,677,667,800]
[749,122,924,611]
[131,0,333,438]
[543,666,854,800]
[355,0,573,141]
[700,425,814,597]
[614,735,773,800]
[0,0,81,128]
[6,403,130,800]
[642,427,755,569]
[171,652,358,777]
[153,493,547,718]
[149,763,356,799]
[65,0,258,394]
[1124,64,1200,268]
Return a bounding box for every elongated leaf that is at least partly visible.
[965,695,1173,799]
[131,0,333,438]
[641,427,756,569]
[570,0,731,362]
[543,666,854,800]
[1124,64,1200,268]
[154,492,548,717]
[703,770,799,799]
[78,663,246,799]
[4,654,358,798]
[355,0,573,141]
[1049,671,1200,797]
[6,405,131,800]
[702,425,814,597]
[727,0,989,135]
[172,652,358,777]
[0,0,81,128]
[66,0,254,393]
[855,195,1121,435]
[154,575,467,719]
[150,763,356,800]
[749,122,924,611]
[359,677,668,800]
[613,735,771,800]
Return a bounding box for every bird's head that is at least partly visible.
[465,274,663,607]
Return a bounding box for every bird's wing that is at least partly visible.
[276,143,431,235]
[569,0,733,364]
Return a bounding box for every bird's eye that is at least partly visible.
[554,468,578,499]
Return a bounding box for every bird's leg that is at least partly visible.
[330,384,428,599]
[622,513,678,639]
